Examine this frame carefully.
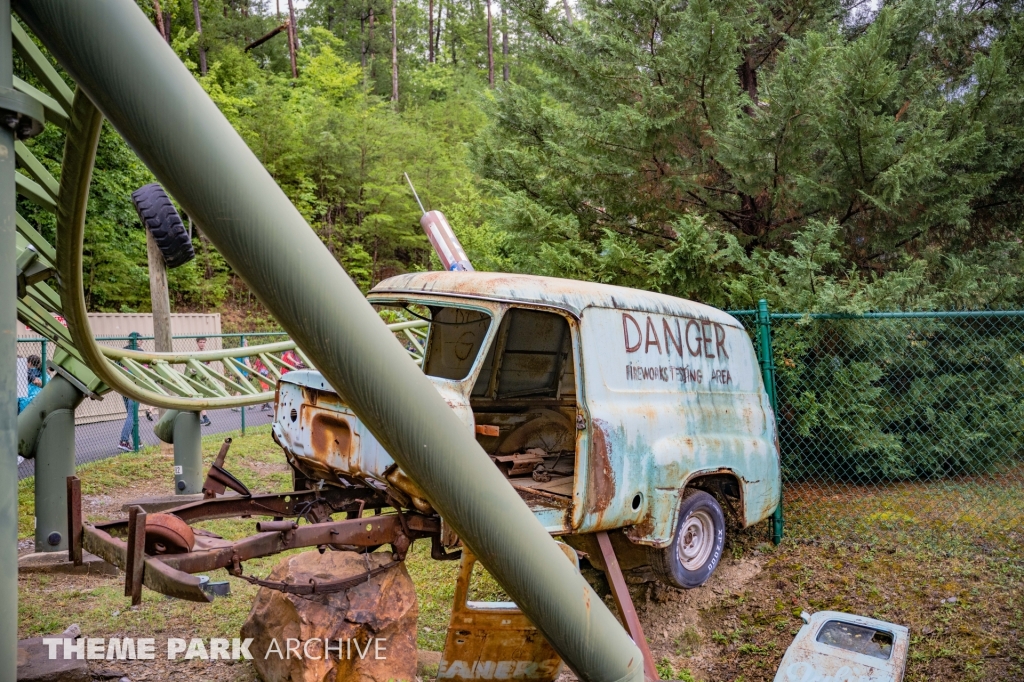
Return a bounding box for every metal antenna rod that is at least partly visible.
[404,172,426,216]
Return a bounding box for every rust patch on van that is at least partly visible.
[588,420,616,513]
[309,412,353,460]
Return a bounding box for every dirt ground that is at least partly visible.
[17,431,1024,681]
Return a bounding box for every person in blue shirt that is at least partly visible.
[18,354,43,413]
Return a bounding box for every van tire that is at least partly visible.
[131,183,195,269]
[651,489,725,589]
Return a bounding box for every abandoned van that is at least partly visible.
[273,271,781,588]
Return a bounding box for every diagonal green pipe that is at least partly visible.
[17,2,645,680]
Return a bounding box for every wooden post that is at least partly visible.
[146,228,173,355]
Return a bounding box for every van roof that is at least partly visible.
[369,272,743,327]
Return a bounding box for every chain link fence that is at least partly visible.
[735,307,1024,544]
[15,333,284,479]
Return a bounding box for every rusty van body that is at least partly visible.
[273,272,781,585]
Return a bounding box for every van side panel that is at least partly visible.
[576,306,781,545]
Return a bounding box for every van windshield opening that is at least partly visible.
[421,307,492,381]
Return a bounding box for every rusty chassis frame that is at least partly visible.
[66,475,440,604]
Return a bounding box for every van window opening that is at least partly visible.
[421,307,493,381]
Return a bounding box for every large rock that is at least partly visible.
[241,550,418,682]
[16,638,90,682]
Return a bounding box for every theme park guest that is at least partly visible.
[119,336,139,451]
[17,355,43,413]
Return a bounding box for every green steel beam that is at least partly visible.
[14,75,67,127]
[11,14,72,111]
[22,2,646,679]
[15,140,59,198]
[15,169,54,210]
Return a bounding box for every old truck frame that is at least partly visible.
[274,271,781,588]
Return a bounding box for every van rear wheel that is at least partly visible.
[651,489,725,589]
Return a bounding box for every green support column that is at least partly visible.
[0,5,19,675]
[756,299,784,545]
[20,375,85,552]
[172,411,202,494]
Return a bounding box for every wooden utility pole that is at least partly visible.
[145,229,173,356]
[391,0,398,106]
[486,0,494,87]
[502,1,509,82]
[191,0,207,75]
[287,0,298,77]
[428,0,434,63]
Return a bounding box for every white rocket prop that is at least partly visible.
[405,173,474,272]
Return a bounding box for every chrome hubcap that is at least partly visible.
[677,510,715,571]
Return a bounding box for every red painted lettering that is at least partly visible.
[645,317,662,354]
[623,313,642,353]
[701,320,715,358]
[663,318,682,357]
[714,323,729,359]
[685,319,702,356]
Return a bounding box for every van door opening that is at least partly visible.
[468,308,579,527]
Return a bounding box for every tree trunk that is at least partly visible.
[245,22,289,52]
[428,0,434,63]
[191,0,207,75]
[369,7,376,81]
[164,11,173,43]
[486,0,494,87]
[737,50,758,114]
[361,12,367,68]
[434,0,442,62]
[152,0,167,41]
[287,0,298,78]
[391,0,399,106]
[449,2,456,64]
[501,1,509,81]
[562,0,573,26]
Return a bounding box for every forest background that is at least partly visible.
[16,0,1024,330]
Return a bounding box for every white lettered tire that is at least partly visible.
[651,489,725,589]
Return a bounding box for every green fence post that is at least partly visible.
[129,332,140,451]
[756,299,784,544]
[40,338,47,385]
[240,335,246,436]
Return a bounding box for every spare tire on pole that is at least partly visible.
[131,183,195,268]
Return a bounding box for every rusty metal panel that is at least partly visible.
[775,611,909,682]
[439,545,577,681]
[575,305,781,543]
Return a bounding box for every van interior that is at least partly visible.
[419,306,580,514]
